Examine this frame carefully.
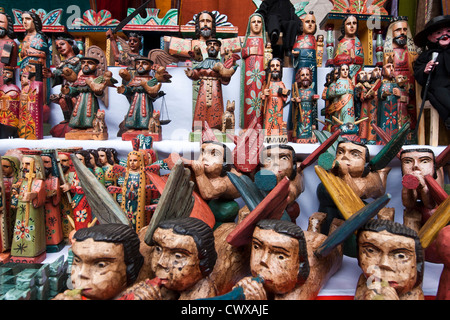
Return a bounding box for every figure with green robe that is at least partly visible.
[10,151,47,263]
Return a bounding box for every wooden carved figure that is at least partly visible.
[317,140,391,256]
[53,223,144,300]
[333,15,364,82]
[395,74,411,131]
[185,38,238,135]
[71,150,97,231]
[117,57,162,141]
[0,10,18,85]
[327,64,355,129]
[257,144,304,222]
[98,148,118,193]
[221,100,235,133]
[262,57,289,143]
[413,15,450,130]
[357,67,382,145]
[109,150,155,233]
[10,150,47,263]
[62,56,115,140]
[321,69,336,132]
[292,11,317,92]
[107,29,142,67]
[0,155,20,256]
[56,151,77,238]
[355,219,425,300]
[316,34,324,67]
[44,36,82,136]
[148,111,161,135]
[40,150,64,253]
[400,148,445,233]
[165,10,216,61]
[291,67,319,143]
[384,17,418,135]
[18,11,49,119]
[86,149,105,184]
[0,66,20,129]
[232,219,310,300]
[132,217,217,300]
[18,61,44,139]
[240,13,267,129]
[378,57,402,140]
[255,0,302,58]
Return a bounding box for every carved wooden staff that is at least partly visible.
[415,52,439,137]
[262,73,271,116]
[24,159,36,228]
[292,82,303,124]
[53,149,72,203]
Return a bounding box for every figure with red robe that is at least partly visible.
[185,39,238,132]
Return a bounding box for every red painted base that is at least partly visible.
[122,130,161,142]
[10,251,46,264]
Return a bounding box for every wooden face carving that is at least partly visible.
[71,238,128,300]
[250,227,300,294]
[401,151,435,179]
[358,230,418,295]
[335,142,367,178]
[151,227,203,292]
[261,146,295,183]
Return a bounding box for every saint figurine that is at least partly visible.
[240,13,267,129]
[10,150,47,263]
[185,39,238,133]
[333,15,364,82]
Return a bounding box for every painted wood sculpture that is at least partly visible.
[378,57,404,140]
[292,11,318,92]
[413,15,450,130]
[316,123,409,256]
[55,150,77,239]
[256,144,304,221]
[130,217,218,300]
[240,13,267,130]
[62,53,117,140]
[383,16,419,141]
[356,67,382,145]
[40,150,64,253]
[400,148,445,233]
[291,67,320,143]
[44,36,82,137]
[10,150,47,264]
[326,64,355,128]
[208,133,344,298]
[355,219,425,300]
[71,150,98,231]
[107,28,142,67]
[164,10,216,61]
[333,15,364,81]
[0,10,18,87]
[185,38,239,138]
[109,149,158,233]
[18,10,49,121]
[209,216,343,301]
[262,57,290,143]
[0,66,20,130]
[0,155,20,262]
[18,61,44,140]
[53,223,144,300]
[117,57,164,141]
